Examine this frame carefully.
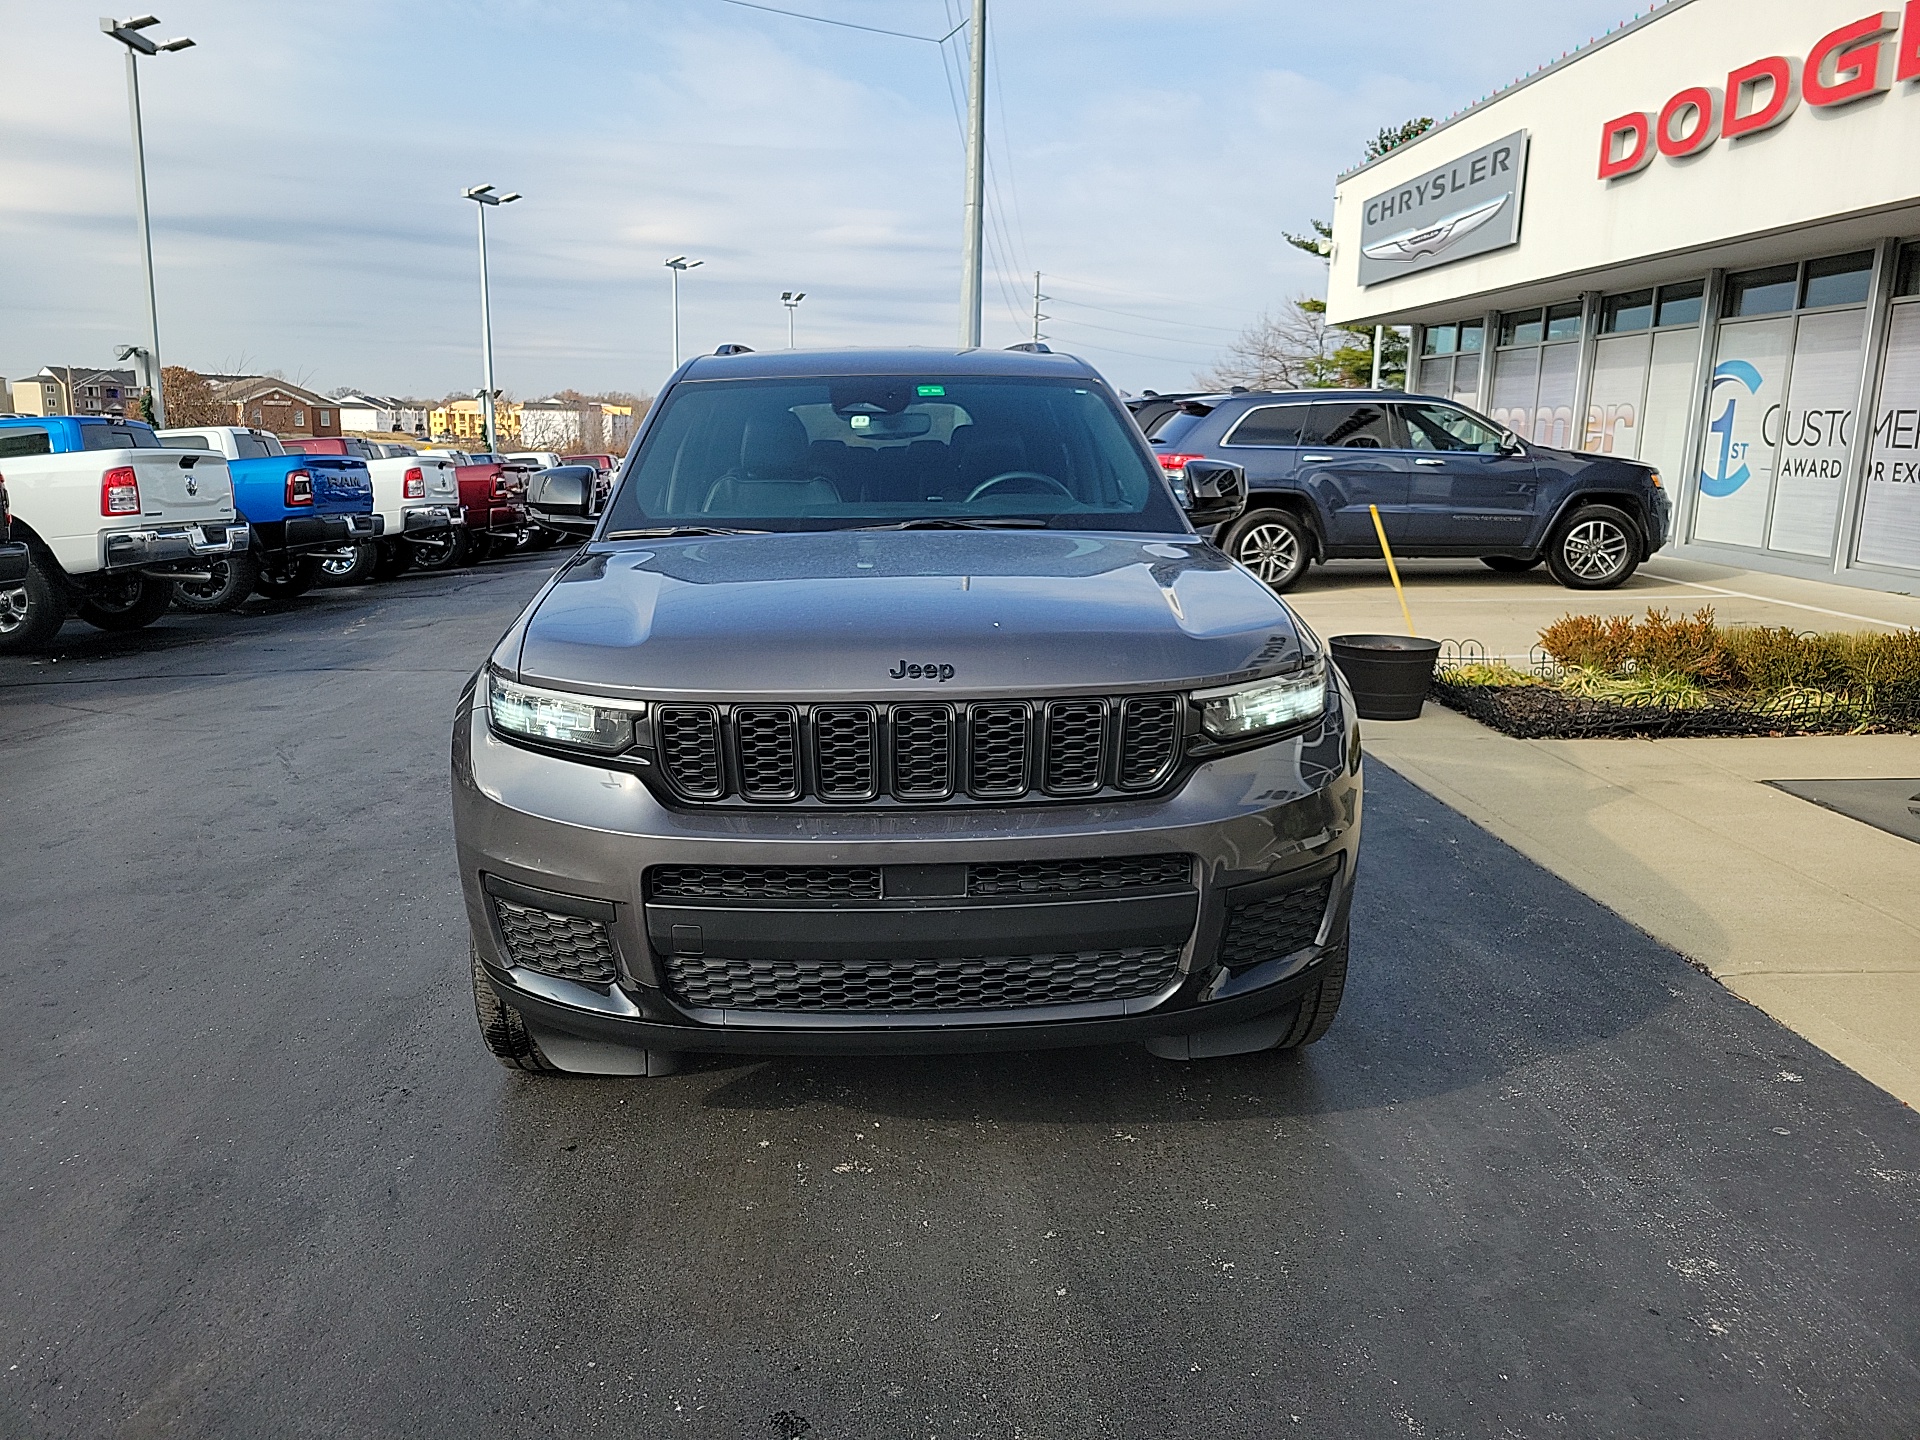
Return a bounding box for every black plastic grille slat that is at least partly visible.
[649,865,882,900]
[663,945,1181,1012]
[493,900,618,984]
[891,706,953,799]
[813,706,877,798]
[968,704,1029,797]
[1044,700,1107,794]
[734,706,799,799]
[966,855,1190,896]
[658,706,723,798]
[1118,696,1181,789]
[1218,879,1333,967]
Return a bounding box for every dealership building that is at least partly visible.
[1326,0,1920,591]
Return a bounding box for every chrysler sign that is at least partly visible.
[1357,131,1528,287]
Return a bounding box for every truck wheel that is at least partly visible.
[76,573,172,632]
[173,553,258,613]
[372,540,412,581]
[471,948,561,1073]
[0,554,69,653]
[1221,508,1311,592]
[316,543,378,586]
[522,526,557,552]
[253,555,321,600]
[462,533,492,566]
[1480,555,1542,573]
[1546,504,1640,590]
[1273,937,1349,1050]
[409,530,467,572]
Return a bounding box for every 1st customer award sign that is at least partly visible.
[1356,131,1529,287]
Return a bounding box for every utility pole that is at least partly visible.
[102,15,195,428]
[1031,271,1048,346]
[957,0,987,348]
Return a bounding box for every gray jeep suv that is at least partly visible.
[452,347,1362,1076]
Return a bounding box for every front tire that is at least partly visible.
[173,553,259,612]
[0,554,70,653]
[410,529,468,572]
[471,948,562,1073]
[1546,504,1640,590]
[76,573,172,632]
[253,554,320,600]
[316,543,378,586]
[1221,507,1312,592]
[1274,938,1349,1049]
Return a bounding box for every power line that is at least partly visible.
[712,0,964,43]
[1047,293,1245,335]
[1047,315,1221,349]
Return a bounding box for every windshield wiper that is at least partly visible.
[852,517,1051,531]
[603,526,765,539]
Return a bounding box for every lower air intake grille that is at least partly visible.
[663,945,1182,1013]
[493,899,618,984]
[967,855,1191,895]
[1218,878,1332,967]
[649,866,882,901]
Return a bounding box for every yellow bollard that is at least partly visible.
[1369,503,1417,638]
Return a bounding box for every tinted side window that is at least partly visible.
[235,434,276,460]
[1224,404,1310,447]
[1150,412,1209,448]
[161,434,213,450]
[1397,403,1505,453]
[1303,403,1399,450]
[80,423,160,450]
[0,429,53,458]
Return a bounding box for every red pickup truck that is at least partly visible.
[411,450,532,568]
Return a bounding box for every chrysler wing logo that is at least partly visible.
[1360,195,1509,264]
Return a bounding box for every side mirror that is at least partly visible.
[526,468,597,533]
[1499,430,1527,457]
[1175,458,1247,529]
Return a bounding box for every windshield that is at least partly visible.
[81,422,160,451]
[601,375,1184,534]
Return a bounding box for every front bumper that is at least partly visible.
[102,520,251,571]
[453,683,1363,1058]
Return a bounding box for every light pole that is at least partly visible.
[462,183,520,454]
[666,257,703,368]
[101,14,194,428]
[781,292,806,349]
[958,0,987,348]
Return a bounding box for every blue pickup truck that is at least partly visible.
[1146,388,1671,591]
[157,425,380,610]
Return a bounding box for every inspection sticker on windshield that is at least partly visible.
[916,384,946,397]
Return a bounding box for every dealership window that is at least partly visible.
[1858,242,1920,574]
[320,409,332,427]
[1413,321,1482,405]
[1490,302,1582,447]
[1695,249,1877,560]
[1586,280,1704,480]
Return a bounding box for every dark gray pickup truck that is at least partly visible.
[453,346,1363,1078]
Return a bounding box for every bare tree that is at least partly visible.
[1195,299,1334,391]
[160,366,230,427]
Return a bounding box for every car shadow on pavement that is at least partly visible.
[675,765,1691,1127]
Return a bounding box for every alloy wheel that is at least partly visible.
[318,547,361,578]
[0,586,27,635]
[1561,518,1629,581]
[1235,521,1301,585]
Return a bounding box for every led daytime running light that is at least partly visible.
[1194,662,1328,740]
[487,671,646,754]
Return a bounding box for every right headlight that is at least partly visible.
[1192,660,1328,740]
[487,670,646,755]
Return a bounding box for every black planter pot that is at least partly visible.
[1330,634,1442,721]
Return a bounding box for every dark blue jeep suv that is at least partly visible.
[1149,389,1671,591]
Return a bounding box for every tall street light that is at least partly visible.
[463,183,520,454]
[781,292,806,349]
[666,257,703,368]
[101,14,194,428]
[957,0,986,349]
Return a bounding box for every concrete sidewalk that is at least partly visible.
[1360,705,1920,1108]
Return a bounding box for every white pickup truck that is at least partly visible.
[279,436,462,583]
[0,414,248,651]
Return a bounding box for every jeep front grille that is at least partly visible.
[662,945,1182,1013]
[650,695,1184,806]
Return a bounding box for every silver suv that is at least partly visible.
[453,347,1362,1076]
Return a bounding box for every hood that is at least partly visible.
[511,530,1309,701]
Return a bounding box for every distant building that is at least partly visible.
[430,398,521,447]
[10,366,140,418]
[334,392,429,435]
[518,397,638,451]
[211,377,341,438]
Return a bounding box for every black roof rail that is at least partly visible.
[1005,341,1051,353]
[713,343,755,356]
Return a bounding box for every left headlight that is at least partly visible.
[1192,661,1328,740]
[487,670,646,754]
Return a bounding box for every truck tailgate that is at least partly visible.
[301,456,375,514]
[126,449,236,524]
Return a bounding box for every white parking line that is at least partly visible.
[1648,577,1917,631]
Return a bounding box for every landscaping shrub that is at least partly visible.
[1538,612,1636,671]
[1720,625,1847,693]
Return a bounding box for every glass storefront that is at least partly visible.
[1583,280,1703,488]
[1490,302,1583,447]
[1691,252,1873,561]
[1413,321,1483,405]
[1856,243,1920,573]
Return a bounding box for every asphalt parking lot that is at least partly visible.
[4,555,1919,1439]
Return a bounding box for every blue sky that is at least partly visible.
[3,0,1645,400]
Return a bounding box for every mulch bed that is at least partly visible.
[1427,678,1910,740]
